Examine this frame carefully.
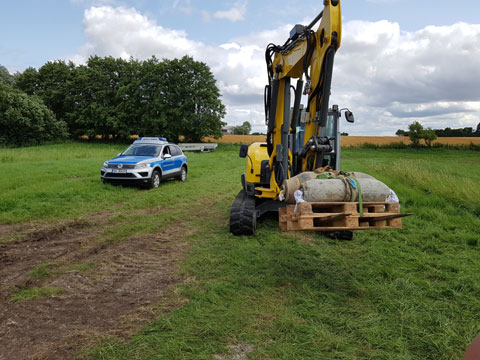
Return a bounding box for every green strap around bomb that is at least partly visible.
[316,172,363,217]
[350,177,363,217]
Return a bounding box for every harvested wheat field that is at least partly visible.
[341,136,480,147]
[204,134,266,143]
[206,134,480,146]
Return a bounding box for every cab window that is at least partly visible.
[171,145,181,156]
[324,113,336,138]
[162,145,171,158]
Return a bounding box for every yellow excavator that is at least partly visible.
[230,0,409,237]
[230,0,350,236]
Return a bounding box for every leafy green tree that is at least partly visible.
[64,64,89,137]
[16,61,75,127]
[476,122,480,136]
[136,57,170,139]
[0,85,68,147]
[67,56,131,139]
[37,61,75,124]
[395,129,408,136]
[422,128,437,147]
[408,121,423,147]
[116,57,145,138]
[0,65,15,86]
[233,121,252,135]
[15,67,39,94]
[160,56,226,142]
[13,55,225,142]
[435,126,475,137]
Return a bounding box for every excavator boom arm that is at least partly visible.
[264,0,342,192]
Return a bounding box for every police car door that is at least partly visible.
[161,145,175,174]
[171,145,183,170]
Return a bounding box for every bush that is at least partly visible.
[233,121,252,135]
[408,121,423,146]
[422,128,437,147]
[0,85,68,147]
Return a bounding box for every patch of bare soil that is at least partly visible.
[0,211,191,360]
[214,344,254,360]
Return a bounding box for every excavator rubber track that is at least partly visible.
[229,190,257,236]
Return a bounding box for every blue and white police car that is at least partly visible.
[101,137,188,189]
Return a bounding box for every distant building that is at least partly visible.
[222,125,235,134]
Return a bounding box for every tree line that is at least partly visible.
[396,123,480,138]
[0,56,226,147]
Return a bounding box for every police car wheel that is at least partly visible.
[148,170,161,189]
[179,166,187,182]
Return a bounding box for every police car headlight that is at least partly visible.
[102,162,108,168]
[135,163,150,169]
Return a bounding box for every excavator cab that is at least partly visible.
[292,105,354,173]
[232,104,354,236]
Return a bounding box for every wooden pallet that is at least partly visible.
[279,202,409,231]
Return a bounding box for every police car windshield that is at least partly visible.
[121,145,161,157]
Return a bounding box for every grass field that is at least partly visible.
[1,142,479,359]
[209,134,480,147]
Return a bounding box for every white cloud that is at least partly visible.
[213,1,247,22]
[366,0,399,3]
[80,6,197,60]
[70,5,267,131]
[70,0,116,5]
[201,10,211,23]
[69,6,480,134]
[332,20,480,134]
[172,0,193,15]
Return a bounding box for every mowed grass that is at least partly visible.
[0,141,241,225]
[1,143,479,359]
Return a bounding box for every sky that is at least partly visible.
[1,0,480,135]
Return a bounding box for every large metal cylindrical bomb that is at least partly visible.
[282,171,317,203]
[346,172,375,180]
[302,178,391,202]
[282,171,379,203]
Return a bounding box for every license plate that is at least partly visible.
[113,169,127,174]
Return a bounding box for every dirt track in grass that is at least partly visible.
[0,210,191,360]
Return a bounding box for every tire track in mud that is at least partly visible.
[0,213,115,296]
[0,207,193,360]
